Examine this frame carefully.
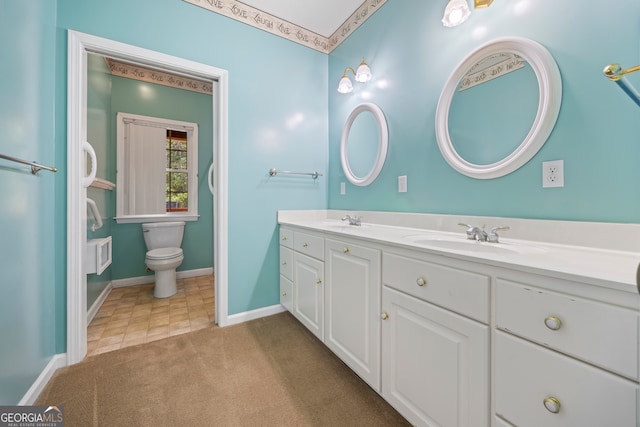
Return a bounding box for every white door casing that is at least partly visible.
[67,30,229,364]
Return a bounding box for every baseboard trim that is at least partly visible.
[19,353,67,405]
[111,267,214,288]
[177,267,214,280]
[87,281,113,324]
[225,304,287,326]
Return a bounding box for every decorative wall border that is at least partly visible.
[182,0,387,54]
[105,58,213,95]
[459,53,525,91]
[328,0,386,53]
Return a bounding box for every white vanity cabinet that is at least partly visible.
[277,214,640,427]
[494,276,640,426]
[325,238,381,391]
[381,251,490,427]
[279,227,326,341]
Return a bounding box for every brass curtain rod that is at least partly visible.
[603,63,640,107]
[0,153,58,175]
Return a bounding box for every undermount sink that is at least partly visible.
[404,234,545,255]
[319,221,368,230]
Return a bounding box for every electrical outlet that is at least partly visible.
[542,160,564,188]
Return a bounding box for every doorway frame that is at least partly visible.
[67,30,229,365]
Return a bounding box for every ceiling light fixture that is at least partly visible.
[442,0,493,28]
[337,58,372,94]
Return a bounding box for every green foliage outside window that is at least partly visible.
[166,130,189,210]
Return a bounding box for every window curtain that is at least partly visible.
[125,123,166,215]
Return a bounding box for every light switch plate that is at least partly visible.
[398,175,407,193]
[340,182,346,195]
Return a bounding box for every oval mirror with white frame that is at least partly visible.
[435,37,562,179]
[340,103,389,186]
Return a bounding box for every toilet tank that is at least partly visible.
[142,222,185,250]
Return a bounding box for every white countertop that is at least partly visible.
[278,210,640,296]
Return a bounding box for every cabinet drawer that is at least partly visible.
[496,279,639,380]
[280,275,293,312]
[294,231,324,261]
[279,227,293,249]
[495,332,638,427]
[383,252,490,323]
[280,246,293,280]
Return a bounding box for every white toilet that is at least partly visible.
[142,221,185,298]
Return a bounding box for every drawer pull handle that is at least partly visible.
[344,247,350,253]
[281,236,287,241]
[303,243,309,248]
[281,261,287,266]
[316,278,322,285]
[381,312,389,320]
[282,291,287,297]
[543,396,561,414]
[544,316,562,331]
[416,277,427,287]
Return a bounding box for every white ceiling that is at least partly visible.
[239,0,366,38]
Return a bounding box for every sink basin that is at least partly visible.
[404,234,545,255]
[411,238,515,253]
[319,221,368,230]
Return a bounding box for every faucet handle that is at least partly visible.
[342,214,362,226]
[488,226,510,243]
[459,223,484,239]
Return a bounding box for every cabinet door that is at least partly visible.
[325,239,381,391]
[382,287,489,427]
[293,252,324,340]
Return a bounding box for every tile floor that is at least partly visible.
[87,274,214,357]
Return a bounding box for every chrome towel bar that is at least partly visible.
[0,153,58,175]
[269,168,323,180]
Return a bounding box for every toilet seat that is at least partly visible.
[146,247,183,260]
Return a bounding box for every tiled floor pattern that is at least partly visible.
[87,274,214,357]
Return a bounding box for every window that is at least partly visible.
[166,130,189,212]
[116,112,198,223]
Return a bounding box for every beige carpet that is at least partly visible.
[37,312,410,426]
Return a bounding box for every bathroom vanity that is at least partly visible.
[278,210,640,427]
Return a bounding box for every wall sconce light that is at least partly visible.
[442,0,493,27]
[337,58,372,94]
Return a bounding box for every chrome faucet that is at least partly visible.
[342,215,362,226]
[487,226,510,243]
[459,223,488,241]
[459,223,510,243]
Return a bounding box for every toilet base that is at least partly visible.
[153,269,178,298]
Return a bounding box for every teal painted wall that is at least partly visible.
[86,55,214,302]
[87,54,113,309]
[0,0,58,404]
[7,0,637,405]
[108,75,214,280]
[57,0,329,318]
[328,0,640,223]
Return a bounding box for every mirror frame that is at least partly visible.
[340,103,389,186]
[435,37,562,179]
